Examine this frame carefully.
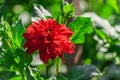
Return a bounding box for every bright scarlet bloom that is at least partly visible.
[23,19,74,64]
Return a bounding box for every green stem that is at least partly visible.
[56,57,60,75]
[28,66,38,80]
[46,64,49,75]
[5,38,11,48]
[20,68,26,80]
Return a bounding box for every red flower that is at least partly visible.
[23,19,74,64]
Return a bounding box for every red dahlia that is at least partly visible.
[23,19,74,64]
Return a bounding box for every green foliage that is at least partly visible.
[100,4,114,18]
[62,3,75,18]
[94,29,107,41]
[107,0,119,13]
[99,65,120,80]
[0,71,16,80]
[0,17,33,80]
[0,0,120,80]
[61,2,75,24]
[63,4,74,14]
[0,50,17,69]
[57,73,67,80]
[26,67,36,80]
[0,17,25,50]
[12,20,25,48]
[68,16,93,44]
[0,19,13,49]
[68,65,98,80]
[14,49,32,68]
[10,76,22,80]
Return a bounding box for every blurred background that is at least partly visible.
[0,0,120,78]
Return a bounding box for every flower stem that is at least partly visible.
[56,57,60,75]
[20,68,26,80]
[46,64,48,75]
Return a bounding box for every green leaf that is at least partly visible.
[100,5,113,18]
[61,2,75,24]
[12,20,25,48]
[1,37,11,50]
[68,65,98,80]
[10,75,22,80]
[0,24,3,37]
[12,14,20,27]
[0,49,32,69]
[14,49,32,68]
[57,73,68,80]
[94,29,107,40]
[63,3,75,17]
[0,20,13,40]
[26,67,37,80]
[107,0,119,13]
[0,71,16,80]
[68,17,93,44]
[4,21,12,39]
[0,17,14,49]
[0,50,17,69]
[99,65,120,80]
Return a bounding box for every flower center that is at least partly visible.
[47,30,51,34]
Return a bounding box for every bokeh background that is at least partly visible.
[0,0,120,79]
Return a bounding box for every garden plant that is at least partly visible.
[0,0,120,80]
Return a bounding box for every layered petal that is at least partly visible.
[23,19,74,64]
